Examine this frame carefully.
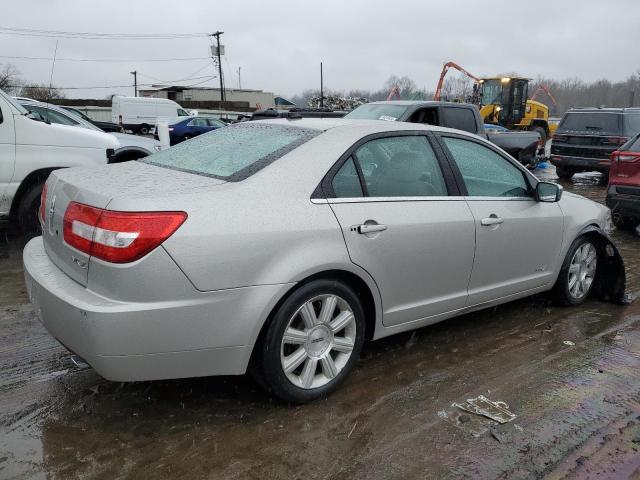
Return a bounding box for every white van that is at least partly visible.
[0,89,119,232]
[111,96,191,135]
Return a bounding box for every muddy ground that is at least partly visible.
[1,166,639,479]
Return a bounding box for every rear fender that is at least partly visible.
[579,225,627,304]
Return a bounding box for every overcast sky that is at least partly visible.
[3,0,640,99]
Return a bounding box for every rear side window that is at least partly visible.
[355,136,447,197]
[559,112,621,134]
[142,123,319,181]
[441,107,477,133]
[332,157,363,198]
[443,136,530,197]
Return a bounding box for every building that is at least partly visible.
[138,85,275,109]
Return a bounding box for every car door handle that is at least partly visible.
[353,224,388,234]
[481,215,504,226]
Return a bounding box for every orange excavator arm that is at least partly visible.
[531,84,557,106]
[433,61,480,101]
[386,84,401,101]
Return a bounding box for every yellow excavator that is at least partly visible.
[434,62,557,142]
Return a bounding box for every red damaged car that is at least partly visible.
[607,132,640,229]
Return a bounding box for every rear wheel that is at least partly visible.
[255,279,365,403]
[556,166,575,180]
[554,237,598,305]
[139,124,150,135]
[17,182,44,235]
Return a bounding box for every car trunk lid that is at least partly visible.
[42,161,225,286]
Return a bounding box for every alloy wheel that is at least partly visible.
[568,242,597,300]
[280,294,356,389]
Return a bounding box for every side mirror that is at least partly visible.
[536,181,563,202]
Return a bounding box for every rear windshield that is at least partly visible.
[345,104,408,121]
[558,112,621,134]
[141,123,319,181]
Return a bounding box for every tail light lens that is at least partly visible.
[39,183,48,224]
[63,202,187,263]
[617,153,640,162]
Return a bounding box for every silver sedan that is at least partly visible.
[23,119,626,403]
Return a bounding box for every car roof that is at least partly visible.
[566,107,640,114]
[364,100,472,107]
[252,117,477,137]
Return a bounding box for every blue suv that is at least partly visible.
[167,116,226,145]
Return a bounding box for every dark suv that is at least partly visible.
[550,108,640,180]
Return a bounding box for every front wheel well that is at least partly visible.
[110,149,150,164]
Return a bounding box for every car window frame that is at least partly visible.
[314,130,462,201]
[432,131,538,200]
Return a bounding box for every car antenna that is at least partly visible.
[45,40,59,112]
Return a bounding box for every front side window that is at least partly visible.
[142,123,319,181]
[177,109,190,116]
[442,136,531,197]
[354,135,447,197]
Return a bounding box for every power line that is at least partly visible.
[10,75,216,91]
[0,26,209,40]
[0,54,212,63]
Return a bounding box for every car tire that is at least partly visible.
[139,124,150,135]
[556,166,574,180]
[17,182,44,236]
[553,236,599,306]
[255,279,365,403]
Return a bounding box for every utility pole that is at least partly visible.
[211,31,225,104]
[237,66,242,89]
[130,70,137,97]
[320,62,324,108]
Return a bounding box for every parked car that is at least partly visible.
[550,107,640,180]
[345,101,543,168]
[0,89,118,233]
[165,116,226,145]
[61,106,121,132]
[24,119,625,403]
[606,132,640,228]
[20,101,161,162]
[111,96,191,135]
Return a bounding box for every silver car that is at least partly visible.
[23,119,625,403]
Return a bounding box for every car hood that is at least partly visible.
[110,132,161,152]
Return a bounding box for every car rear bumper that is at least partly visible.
[23,236,291,382]
[606,185,640,218]
[549,154,610,172]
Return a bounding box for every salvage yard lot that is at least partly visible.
[1,169,639,479]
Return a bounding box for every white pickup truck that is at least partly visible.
[0,89,119,233]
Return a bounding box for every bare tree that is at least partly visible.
[19,84,66,102]
[0,64,23,94]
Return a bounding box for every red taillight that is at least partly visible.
[39,183,48,224]
[63,202,187,263]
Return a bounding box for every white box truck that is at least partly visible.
[111,96,191,135]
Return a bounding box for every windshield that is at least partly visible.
[558,112,621,134]
[0,89,28,114]
[344,104,408,121]
[141,123,320,181]
[481,80,503,105]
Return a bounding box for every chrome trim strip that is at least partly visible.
[325,196,465,204]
